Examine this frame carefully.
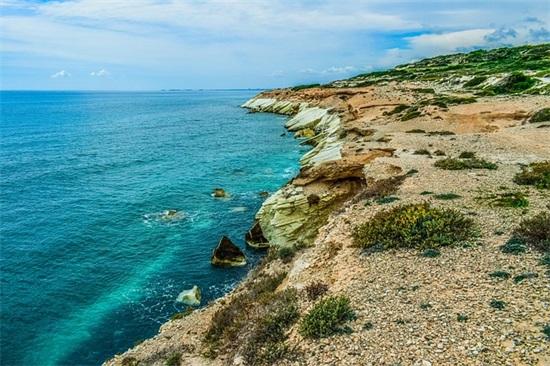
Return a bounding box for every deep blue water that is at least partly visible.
[0,90,306,366]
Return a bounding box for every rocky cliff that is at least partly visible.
[105,44,550,366]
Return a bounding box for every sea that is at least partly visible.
[0,90,307,366]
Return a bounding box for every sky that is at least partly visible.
[1,0,549,90]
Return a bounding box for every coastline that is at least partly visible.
[105,63,550,365]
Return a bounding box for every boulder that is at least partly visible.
[211,236,247,266]
[176,285,201,306]
[259,191,270,197]
[162,209,179,219]
[212,188,230,198]
[245,221,270,249]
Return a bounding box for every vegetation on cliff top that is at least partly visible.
[325,44,550,94]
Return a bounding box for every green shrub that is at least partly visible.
[457,314,469,322]
[364,322,374,330]
[376,196,400,205]
[203,272,287,355]
[171,307,193,320]
[420,303,432,310]
[434,158,498,170]
[500,237,527,254]
[241,288,300,365]
[421,248,441,258]
[543,324,550,339]
[489,270,511,280]
[407,169,419,175]
[459,151,476,159]
[165,353,182,366]
[305,282,329,301]
[490,192,529,208]
[529,108,550,123]
[420,191,434,195]
[414,149,431,155]
[434,193,462,200]
[433,150,446,156]
[401,108,421,121]
[514,161,550,189]
[278,246,296,263]
[406,129,426,133]
[540,253,550,267]
[291,84,320,91]
[386,104,410,115]
[489,300,506,310]
[353,203,475,250]
[464,75,488,87]
[299,295,356,339]
[513,212,550,252]
[490,72,536,94]
[513,273,538,283]
[427,130,455,136]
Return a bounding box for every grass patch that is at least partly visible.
[421,248,441,257]
[513,212,550,252]
[513,273,538,283]
[401,108,421,121]
[427,130,455,136]
[434,193,462,200]
[489,192,529,208]
[414,149,431,155]
[489,300,506,310]
[464,75,488,87]
[500,237,527,254]
[514,161,550,189]
[434,158,498,170]
[459,151,476,159]
[203,272,288,357]
[277,246,296,263]
[489,270,511,280]
[165,353,182,366]
[240,288,300,365]
[353,203,475,251]
[529,108,550,123]
[299,295,356,339]
[406,129,426,133]
[385,104,410,115]
[291,83,320,91]
[376,196,400,205]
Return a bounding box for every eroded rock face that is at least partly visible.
[176,285,201,306]
[256,179,363,248]
[245,221,270,249]
[211,236,246,266]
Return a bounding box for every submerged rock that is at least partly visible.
[212,188,230,198]
[162,209,179,219]
[259,191,270,197]
[176,285,201,306]
[211,236,247,266]
[245,221,270,249]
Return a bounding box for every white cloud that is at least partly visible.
[50,69,71,78]
[270,70,284,78]
[91,69,110,77]
[300,66,371,76]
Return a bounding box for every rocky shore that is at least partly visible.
[105,45,549,366]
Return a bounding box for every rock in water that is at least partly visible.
[245,221,270,249]
[162,209,179,219]
[176,285,201,306]
[212,188,230,198]
[211,236,247,266]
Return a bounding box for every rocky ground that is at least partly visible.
[105,75,549,366]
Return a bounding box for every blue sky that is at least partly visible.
[1,0,549,90]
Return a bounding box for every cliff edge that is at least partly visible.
[105,44,550,366]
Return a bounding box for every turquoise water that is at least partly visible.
[0,91,306,365]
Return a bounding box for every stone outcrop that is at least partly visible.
[211,236,246,266]
[212,188,229,198]
[176,285,201,306]
[245,221,269,249]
